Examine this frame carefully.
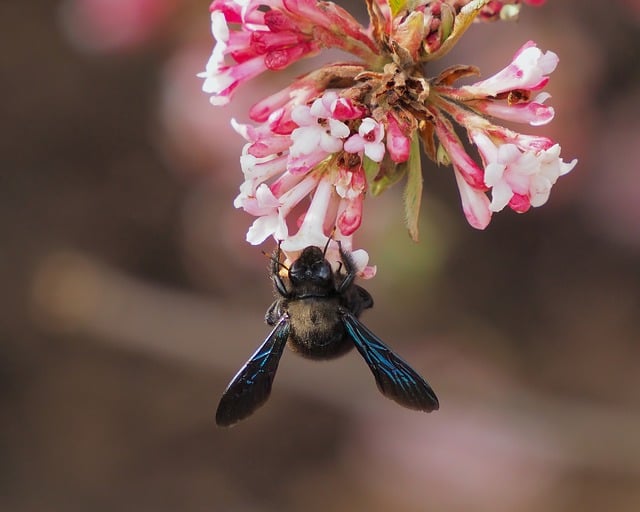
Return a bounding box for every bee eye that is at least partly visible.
[312,261,331,280]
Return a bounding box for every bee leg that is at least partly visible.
[270,243,290,298]
[335,240,358,293]
[265,299,284,326]
[272,271,289,298]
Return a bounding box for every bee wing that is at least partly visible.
[341,312,439,412]
[216,315,290,427]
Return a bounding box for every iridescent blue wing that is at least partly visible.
[216,315,290,427]
[341,311,439,412]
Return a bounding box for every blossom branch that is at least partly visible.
[200,0,576,271]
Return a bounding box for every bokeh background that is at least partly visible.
[2,1,640,510]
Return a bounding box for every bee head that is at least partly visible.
[289,246,332,285]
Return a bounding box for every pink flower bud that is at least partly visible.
[454,169,492,230]
[386,114,411,163]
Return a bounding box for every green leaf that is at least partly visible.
[363,155,382,186]
[403,134,422,242]
[365,154,406,197]
[388,0,407,18]
[436,142,450,166]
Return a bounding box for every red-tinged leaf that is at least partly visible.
[419,121,437,162]
[425,0,490,61]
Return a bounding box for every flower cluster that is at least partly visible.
[200,0,575,276]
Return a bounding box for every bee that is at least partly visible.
[215,243,439,426]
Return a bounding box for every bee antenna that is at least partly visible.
[261,249,289,271]
[323,227,337,257]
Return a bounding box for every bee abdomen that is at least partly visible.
[286,299,352,359]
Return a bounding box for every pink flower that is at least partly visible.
[433,115,491,229]
[428,38,575,228]
[280,175,335,251]
[459,41,558,97]
[454,168,492,230]
[200,0,572,267]
[432,115,487,191]
[470,92,555,127]
[335,164,367,236]
[201,55,268,107]
[344,118,386,162]
[288,94,350,173]
[477,1,547,22]
[230,91,376,275]
[199,0,378,105]
[470,128,577,213]
[279,174,375,277]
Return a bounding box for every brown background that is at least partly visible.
[2,1,640,511]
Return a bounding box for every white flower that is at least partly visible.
[343,118,386,162]
[287,96,350,173]
[473,130,577,212]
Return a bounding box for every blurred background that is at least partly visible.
[2,1,640,510]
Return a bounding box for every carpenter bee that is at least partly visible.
[215,242,439,426]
